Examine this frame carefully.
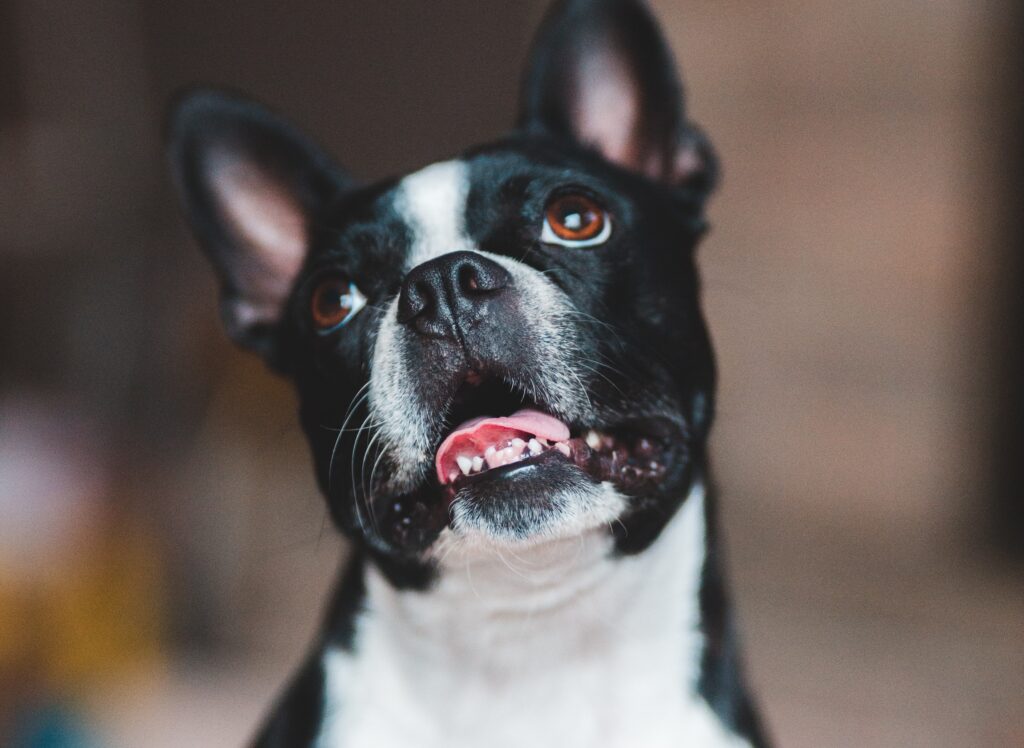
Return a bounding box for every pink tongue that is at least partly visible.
[435,408,570,484]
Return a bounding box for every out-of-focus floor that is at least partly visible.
[87,498,1024,748]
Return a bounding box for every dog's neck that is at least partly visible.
[365,481,708,669]
[316,482,738,748]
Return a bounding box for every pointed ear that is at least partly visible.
[518,0,717,196]
[166,88,350,362]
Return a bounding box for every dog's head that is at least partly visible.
[167,0,718,574]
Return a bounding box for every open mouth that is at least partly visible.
[435,375,671,494]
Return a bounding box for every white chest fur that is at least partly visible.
[315,484,749,748]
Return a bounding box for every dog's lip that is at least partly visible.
[445,448,568,490]
[440,417,681,495]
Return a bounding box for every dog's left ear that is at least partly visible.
[166,88,351,365]
[519,0,716,196]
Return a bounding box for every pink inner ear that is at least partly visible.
[575,52,639,169]
[209,152,308,319]
[674,145,703,181]
[571,45,675,182]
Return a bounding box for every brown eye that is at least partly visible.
[542,193,611,247]
[310,275,366,334]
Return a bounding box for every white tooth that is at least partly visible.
[511,438,526,450]
[502,447,517,463]
[449,470,459,483]
[555,442,571,457]
[484,445,496,458]
[472,456,484,472]
[585,430,602,450]
[457,456,473,475]
[528,438,542,454]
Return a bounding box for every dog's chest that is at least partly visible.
[314,486,749,748]
[317,639,739,748]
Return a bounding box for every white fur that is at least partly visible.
[366,293,436,488]
[315,482,750,748]
[397,159,476,269]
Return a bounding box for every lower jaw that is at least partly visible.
[371,442,684,554]
[443,458,627,544]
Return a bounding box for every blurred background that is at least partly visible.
[1,0,1022,746]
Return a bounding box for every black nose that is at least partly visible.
[397,251,511,338]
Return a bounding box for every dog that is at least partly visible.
[166,0,767,745]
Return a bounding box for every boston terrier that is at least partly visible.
[166,0,768,745]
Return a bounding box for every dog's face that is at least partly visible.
[168,0,718,570]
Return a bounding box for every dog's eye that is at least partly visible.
[541,193,611,247]
[310,275,367,334]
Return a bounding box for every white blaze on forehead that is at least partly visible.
[395,159,474,269]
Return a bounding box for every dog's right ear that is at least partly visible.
[166,89,350,363]
[518,0,716,197]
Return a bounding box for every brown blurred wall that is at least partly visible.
[0,0,1014,645]
[653,0,1006,538]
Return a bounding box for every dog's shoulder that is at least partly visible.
[252,652,326,748]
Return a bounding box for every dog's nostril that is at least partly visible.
[398,279,432,323]
[458,264,481,293]
[412,279,433,306]
[457,259,509,295]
